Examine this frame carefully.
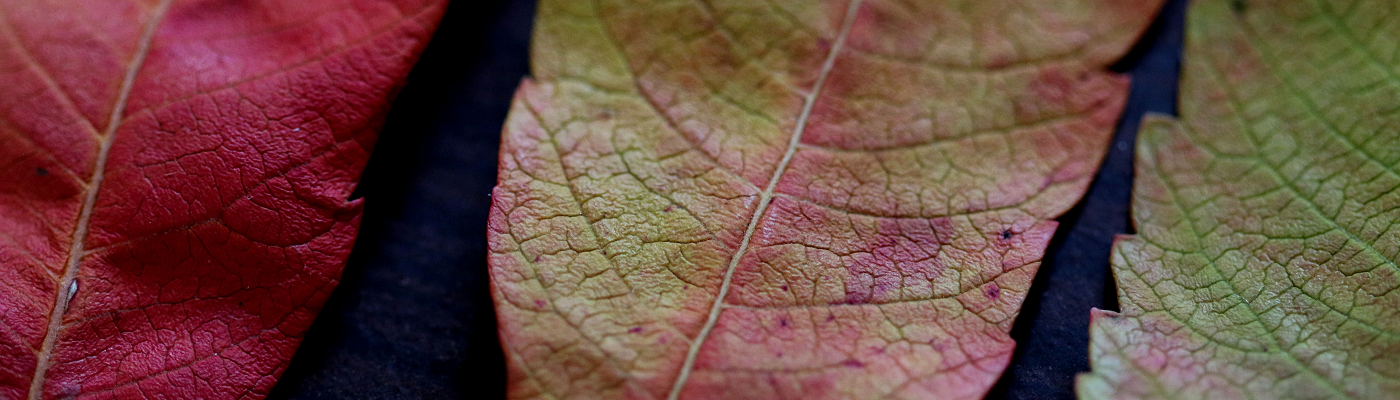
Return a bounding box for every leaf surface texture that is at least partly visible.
[1080,0,1400,398]
[489,0,1161,398]
[0,0,445,398]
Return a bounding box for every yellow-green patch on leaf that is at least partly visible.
[1080,0,1400,399]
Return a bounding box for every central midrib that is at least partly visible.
[664,1,864,398]
[26,1,174,398]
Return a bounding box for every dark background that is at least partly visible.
[268,0,1186,398]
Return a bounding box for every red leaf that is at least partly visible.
[0,0,445,398]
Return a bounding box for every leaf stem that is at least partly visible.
[28,1,174,398]
[665,1,864,398]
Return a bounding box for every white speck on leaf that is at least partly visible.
[65,281,78,310]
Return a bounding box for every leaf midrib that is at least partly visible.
[664,1,865,398]
[26,1,174,398]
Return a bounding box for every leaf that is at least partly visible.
[1078,0,1400,398]
[487,0,1161,398]
[0,0,444,398]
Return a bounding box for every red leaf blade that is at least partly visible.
[0,0,445,398]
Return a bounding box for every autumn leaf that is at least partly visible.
[1079,0,1400,398]
[0,0,444,398]
[487,0,1162,398]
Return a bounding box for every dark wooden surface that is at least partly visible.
[268,1,1187,398]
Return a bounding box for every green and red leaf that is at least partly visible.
[489,0,1162,398]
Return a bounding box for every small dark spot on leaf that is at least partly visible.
[599,109,614,120]
[779,318,789,327]
[1231,0,1247,15]
[535,300,547,308]
[664,205,675,213]
[628,327,643,333]
[842,360,863,368]
[826,314,836,322]
[1000,229,1014,240]
[35,167,48,177]
[780,285,789,291]
[533,255,541,263]
[985,284,1001,300]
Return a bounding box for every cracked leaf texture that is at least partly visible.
[488,0,1162,399]
[0,0,445,398]
[1079,0,1400,399]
